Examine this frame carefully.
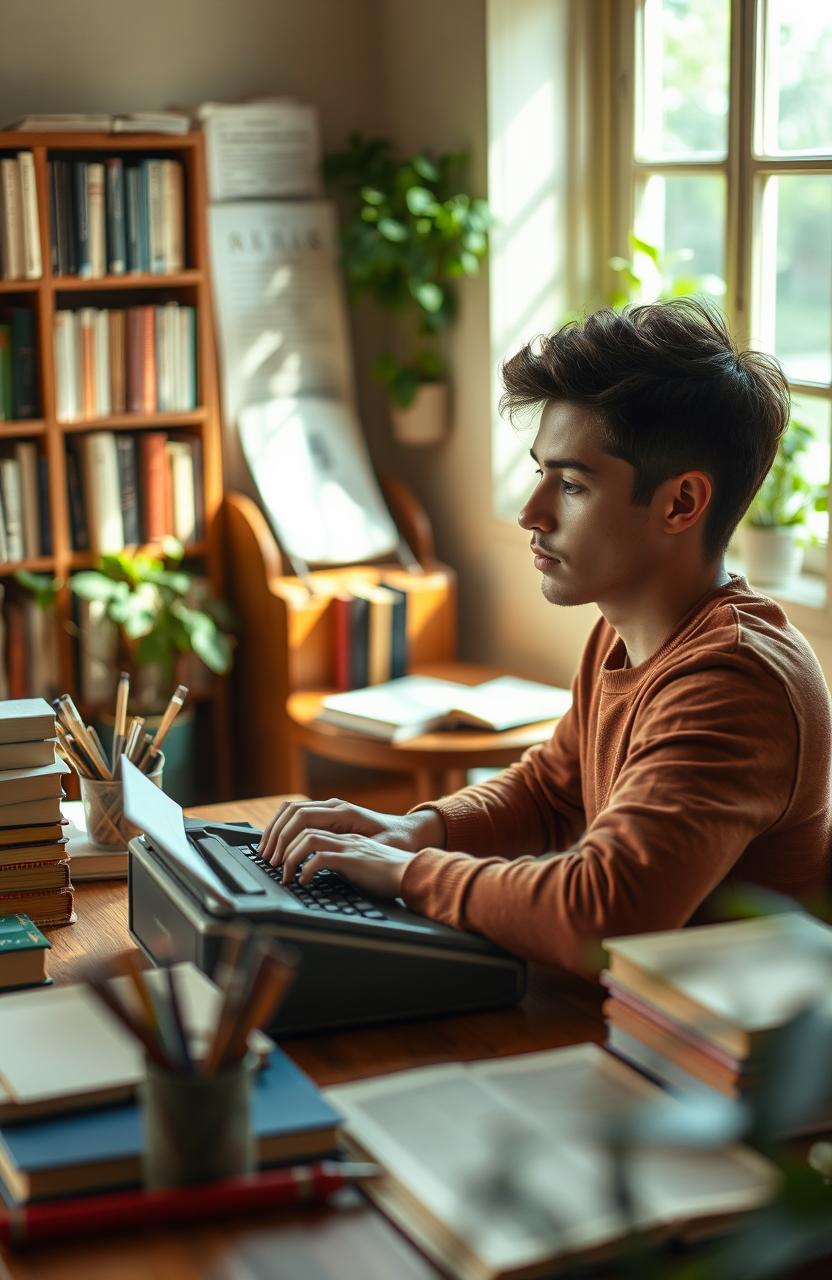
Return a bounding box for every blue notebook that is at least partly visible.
[0,1049,341,1203]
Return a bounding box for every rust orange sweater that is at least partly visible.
[401,577,832,973]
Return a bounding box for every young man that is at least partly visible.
[258,299,832,973]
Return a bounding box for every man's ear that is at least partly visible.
[663,471,713,535]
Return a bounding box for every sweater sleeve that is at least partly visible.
[409,700,587,859]
[401,665,798,974]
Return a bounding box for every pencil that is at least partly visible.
[111,950,158,1035]
[0,1162,384,1246]
[219,947,297,1069]
[86,976,173,1070]
[144,684,188,772]
[163,964,194,1073]
[111,671,130,776]
[124,716,145,763]
[57,696,112,780]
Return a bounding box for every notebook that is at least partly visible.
[0,1049,341,1202]
[0,962,272,1124]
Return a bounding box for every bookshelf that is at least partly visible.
[0,129,230,798]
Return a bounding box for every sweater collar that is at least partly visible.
[600,574,748,694]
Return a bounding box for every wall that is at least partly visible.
[0,0,380,149]
[372,0,599,685]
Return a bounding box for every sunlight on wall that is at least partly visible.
[488,0,571,524]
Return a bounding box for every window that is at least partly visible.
[617,0,832,622]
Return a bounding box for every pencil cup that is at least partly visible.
[78,755,164,850]
[141,1052,257,1189]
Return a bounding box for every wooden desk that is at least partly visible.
[287,663,561,802]
[1,796,604,1280]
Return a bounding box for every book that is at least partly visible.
[380,580,408,679]
[0,840,67,868]
[0,760,69,807]
[0,962,276,1126]
[0,886,73,927]
[61,799,126,880]
[0,739,56,770]
[0,915,50,992]
[603,912,832,1061]
[331,591,354,691]
[105,157,126,275]
[0,698,55,745]
[0,323,11,420]
[0,823,66,849]
[6,114,113,132]
[115,434,140,545]
[318,675,572,743]
[166,439,197,543]
[86,162,106,278]
[36,454,51,555]
[138,431,170,540]
[161,158,184,270]
[0,861,71,893]
[111,111,190,135]
[10,307,37,419]
[79,431,124,554]
[0,158,24,281]
[0,796,65,829]
[348,580,396,686]
[14,440,39,558]
[72,160,90,279]
[17,152,41,280]
[326,1043,775,1280]
[64,436,88,548]
[0,1020,340,1202]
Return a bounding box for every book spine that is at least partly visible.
[125,306,142,412]
[108,308,126,414]
[161,159,185,272]
[17,152,42,280]
[14,439,40,558]
[65,438,89,551]
[48,159,61,275]
[80,431,124,555]
[166,440,197,544]
[94,309,111,417]
[0,458,23,562]
[59,159,77,276]
[332,595,353,692]
[141,305,157,411]
[190,434,204,539]
[385,585,408,679]
[183,305,197,408]
[125,165,142,274]
[0,158,24,280]
[5,598,26,696]
[86,162,106,278]
[78,307,97,418]
[139,432,170,541]
[0,324,12,420]
[73,161,91,279]
[115,434,141,545]
[105,157,126,275]
[0,480,8,561]
[144,159,164,273]
[349,595,369,689]
[37,453,52,556]
[155,304,171,412]
[11,306,38,420]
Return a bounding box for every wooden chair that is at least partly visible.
[221,485,559,803]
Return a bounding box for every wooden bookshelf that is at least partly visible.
[0,129,230,799]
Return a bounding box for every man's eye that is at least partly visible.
[561,480,583,495]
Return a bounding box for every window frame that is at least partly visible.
[612,0,832,640]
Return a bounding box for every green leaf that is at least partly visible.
[628,232,661,264]
[189,620,234,674]
[405,186,439,216]
[390,369,421,409]
[412,281,444,312]
[360,186,387,206]
[412,154,440,183]
[69,572,124,603]
[378,217,408,243]
[159,536,184,562]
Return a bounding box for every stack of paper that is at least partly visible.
[603,913,832,1134]
[0,699,73,926]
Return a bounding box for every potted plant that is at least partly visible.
[738,418,826,590]
[323,132,492,445]
[67,537,235,802]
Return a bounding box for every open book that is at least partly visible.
[326,1043,775,1280]
[317,675,572,742]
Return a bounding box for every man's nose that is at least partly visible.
[518,491,555,532]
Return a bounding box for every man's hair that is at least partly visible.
[500,299,790,558]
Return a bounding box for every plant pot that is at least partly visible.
[93,705,197,807]
[737,524,804,590]
[391,383,449,446]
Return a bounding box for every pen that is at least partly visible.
[0,1161,383,1247]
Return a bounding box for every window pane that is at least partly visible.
[789,394,831,553]
[633,174,726,299]
[760,1,832,156]
[766,175,832,385]
[637,0,730,160]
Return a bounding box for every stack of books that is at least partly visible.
[602,912,832,1129]
[0,151,41,282]
[0,698,73,927]
[0,306,38,422]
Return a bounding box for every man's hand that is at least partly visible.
[278,831,417,899]
[257,798,445,869]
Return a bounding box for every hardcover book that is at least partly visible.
[0,914,50,992]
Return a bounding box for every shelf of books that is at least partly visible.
[0,130,230,799]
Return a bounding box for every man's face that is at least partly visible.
[518,401,665,608]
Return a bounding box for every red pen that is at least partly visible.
[0,1161,383,1249]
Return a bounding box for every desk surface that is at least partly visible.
[2,795,604,1280]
